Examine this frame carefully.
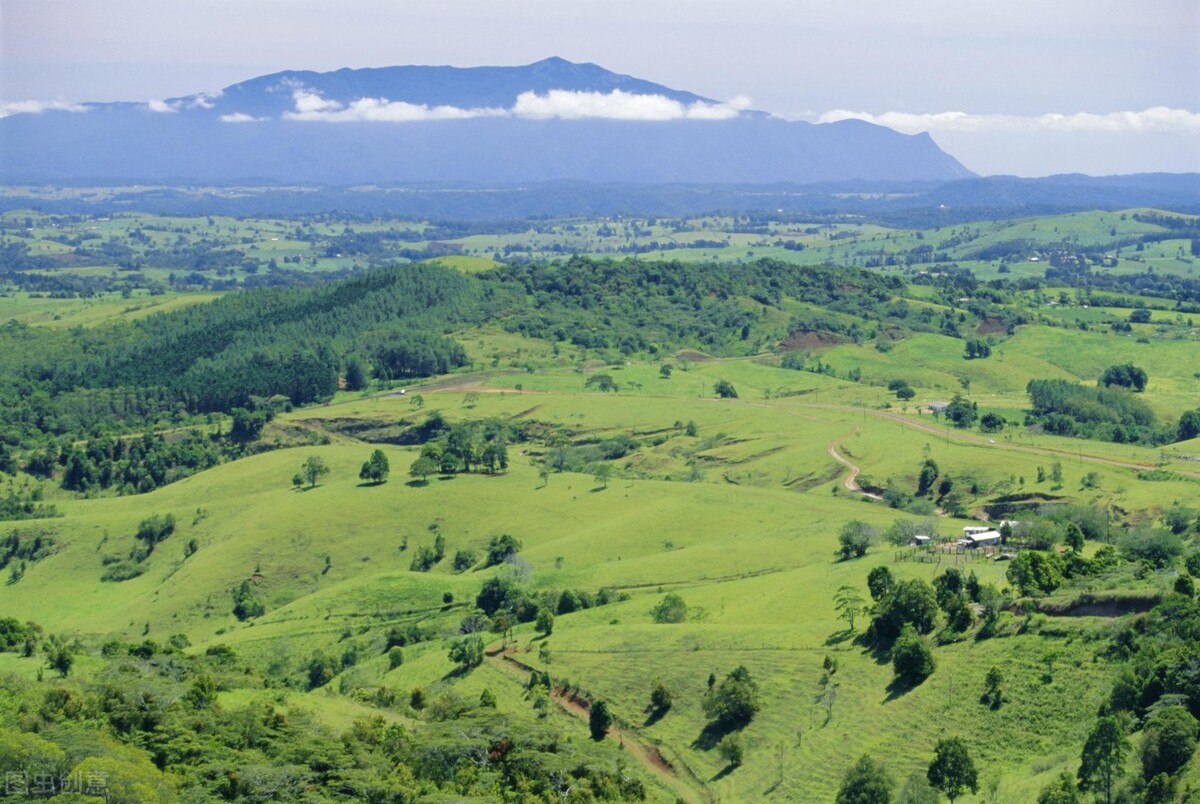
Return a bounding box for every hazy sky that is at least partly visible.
[2,0,1197,176]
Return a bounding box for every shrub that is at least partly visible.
[892,625,935,683]
[651,593,688,624]
[702,666,760,729]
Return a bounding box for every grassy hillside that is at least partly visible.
[1,210,1199,801]
[3,354,1196,800]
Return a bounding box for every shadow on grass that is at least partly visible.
[436,474,456,482]
[691,721,735,752]
[356,480,387,488]
[643,707,668,728]
[440,664,474,682]
[405,479,430,488]
[710,764,737,783]
[882,674,926,703]
[824,628,855,646]
[589,485,608,493]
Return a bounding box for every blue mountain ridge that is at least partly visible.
[0,58,976,185]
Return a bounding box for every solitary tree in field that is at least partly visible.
[584,374,618,393]
[836,754,894,804]
[834,585,865,632]
[713,379,738,399]
[838,521,876,559]
[983,666,1004,708]
[589,700,613,740]
[359,449,390,484]
[592,462,612,489]
[703,666,760,729]
[650,679,673,714]
[302,455,329,489]
[927,738,977,801]
[1078,716,1128,804]
[717,732,745,768]
[892,625,935,684]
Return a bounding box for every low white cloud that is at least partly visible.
[282,87,750,123]
[219,113,268,123]
[818,107,1200,135]
[146,99,179,113]
[0,100,89,118]
[283,89,504,122]
[187,91,221,110]
[512,89,747,121]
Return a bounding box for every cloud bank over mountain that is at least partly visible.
[0,58,975,184]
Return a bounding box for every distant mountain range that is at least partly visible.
[0,57,975,185]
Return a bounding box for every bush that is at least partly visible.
[589,700,613,740]
[717,733,744,767]
[1141,707,1199,780]
[485,534,522,566]
[651,593,688,624]
[100,561,146,583]
[838,521,877,559]
[387,647,404,670]
[650,680,673,713]
[892,625,935,683]
[1006,551,1065,596]
[836,755,895,804]
[713,380,738,399]
[452,549,477,572]
[702,666,760,729]
[448,635,484,671]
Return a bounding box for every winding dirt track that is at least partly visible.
[485,646,711,803]
[826,437,883,499]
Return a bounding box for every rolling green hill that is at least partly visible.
[0,209,1199,801]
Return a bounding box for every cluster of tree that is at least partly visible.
[232,579,266,621]
[1099,363,1148,392]
[1026,378,1166,444]
[0,482,58,522]
[963,338,991,359]
[360,328,469,381]
[0,528,57,583]
[482,256,905,356]
[56,431,224,494]
[358,449,390,484]
[409,418,510,479]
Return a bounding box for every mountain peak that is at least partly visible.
[0,59,975,184]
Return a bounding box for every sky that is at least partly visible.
[1,0,1197,177]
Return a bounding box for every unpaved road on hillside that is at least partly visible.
[485,646,711,803]
[826,437,883,499]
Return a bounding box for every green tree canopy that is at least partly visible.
[927,737,977,801]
